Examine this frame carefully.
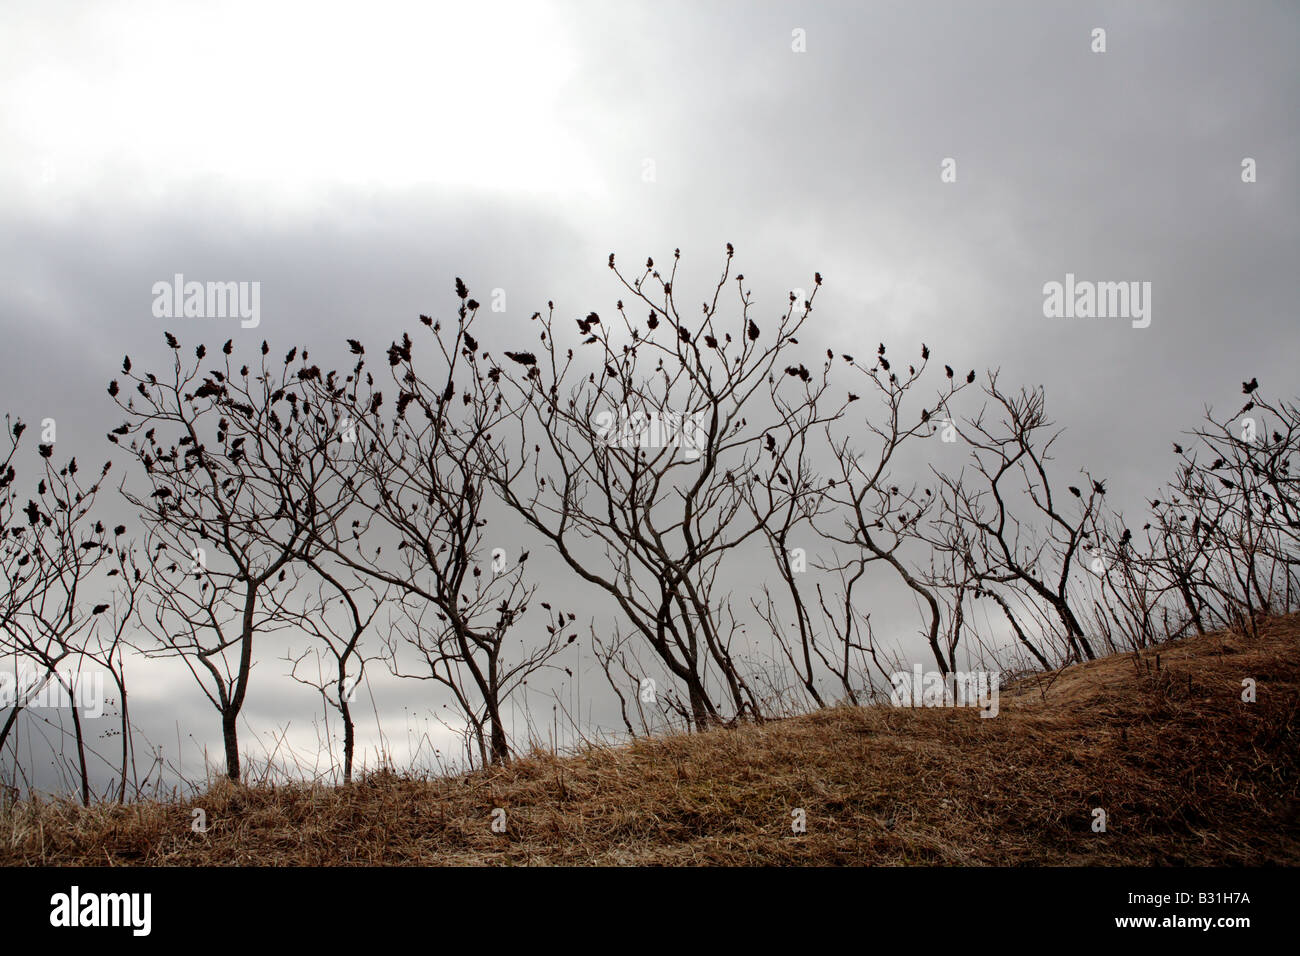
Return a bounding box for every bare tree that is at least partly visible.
[486,247,835,729]
[937,374,1101,663]
[278,558,387,783]
[302,282,573,767]
[0,416,114,804]
[108,335,329,781]
[1158,382,1300,636]
[86,530,148,800]
[816,345,973,676]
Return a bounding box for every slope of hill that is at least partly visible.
[3,615,1298,866]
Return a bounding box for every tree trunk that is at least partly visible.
[341,701,355,784]
[115,673,131,802]
[222,709,240,782]
[0,703,23,757]
[1178,579,1206,636]
[68,695,91,807]
[1057,601,1095,660]
[687,678,715,730]
[488,703,510,765]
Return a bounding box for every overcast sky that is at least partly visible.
[1,0,1297,793]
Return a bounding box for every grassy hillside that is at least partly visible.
[3,615,1298,865]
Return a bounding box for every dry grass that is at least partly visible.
[3,614,1298,866]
